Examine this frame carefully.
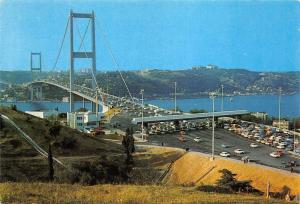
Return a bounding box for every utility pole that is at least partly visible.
[278,87,282,130]
[140,89,144,140]
[209,92,216,160]
[174,82,177,113]
[106,72,109,94]
[221,84,224,112]
[294,120,296,153]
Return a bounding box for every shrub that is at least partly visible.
[216,169,259,194]
[9,139,22,148]
[197,185,232,194]
[79,172,94,185]
[10,104,17,111]
[25,116,31,122]
[60,137,77,149]
[56,156,130,185]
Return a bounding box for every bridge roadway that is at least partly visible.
[132,110,250,124]
[29,79,140,107]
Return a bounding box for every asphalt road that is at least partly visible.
[147,128,300,173]
[110,110,300,173]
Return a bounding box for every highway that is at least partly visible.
[147,128,300,173]
[111,110,300,173]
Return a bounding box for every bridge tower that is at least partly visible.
[69,10,97,113]
[30,52,43,101]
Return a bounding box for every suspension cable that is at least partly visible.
[51,17,70,71]
[95,15,134,103]
[74,20,104,102]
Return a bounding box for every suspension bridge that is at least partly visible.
[28,10,140,114]
[26,10,249,127]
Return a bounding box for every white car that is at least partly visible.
[276,144,285,149]
[220,152,230,157]
[250,143,258,148]
[194,137,202,142]
[270,152,281,158]
[221,144,229,148]
[234,149,245,154]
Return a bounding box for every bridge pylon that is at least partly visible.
[69,10,97,113]
[30,52,43,101]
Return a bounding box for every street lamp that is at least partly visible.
[278,87,282,130]
[221,84,224,112]
[174,82,177,113]
[140,89,144,140]
[209,92,216,160]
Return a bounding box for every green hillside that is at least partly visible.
[1,68,299,100]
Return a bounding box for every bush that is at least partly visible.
[56,156,130,185]
[60,137,77,149]
[190,109,207,114]
[25,116,31,122]
[10,104,17,111]
[216,169,259,194]
[9,139,22,148]
[197,185,232,194]
[79,172,94,185]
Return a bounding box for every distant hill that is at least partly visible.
[1,67,299,99]
[93,68,300,98]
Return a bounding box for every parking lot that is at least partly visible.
[147,128,300,173]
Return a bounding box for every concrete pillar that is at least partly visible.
[82,97,85,109]
[30,87,34,101]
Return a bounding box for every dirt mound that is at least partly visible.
[166,152,300,195]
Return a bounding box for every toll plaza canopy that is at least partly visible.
[131,110,250,124]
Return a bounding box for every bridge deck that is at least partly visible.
[132,110,250,124]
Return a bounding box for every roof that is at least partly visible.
[132,110,250,124]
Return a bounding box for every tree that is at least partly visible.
[0,115,4,130]
[10,104,17,111]
[217,169,237,189]
[49,124,61,140]
[216,169,255,193]
[122,128,135,163]
[48,143,54,181]
[47,124,61,182]
[190,109,208,114]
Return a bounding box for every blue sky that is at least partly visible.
[0,0,299,72]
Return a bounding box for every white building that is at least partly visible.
[67,111,104,132]
[62,97,69,102]
[25,110,59,119]
[251,112,268,121]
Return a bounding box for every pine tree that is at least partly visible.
[48,143,54,181]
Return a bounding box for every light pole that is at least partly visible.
[174,82,177,113]
[140,89,144,140]
[209,92,216,160]
[221,84,224,112]
[294,120,296,153]
[278,87,282,130]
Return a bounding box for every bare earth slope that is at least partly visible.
[166,151,300,195]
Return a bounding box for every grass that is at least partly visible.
[0,182,286,204]
[0,107,126,182]
[0,107,123,157]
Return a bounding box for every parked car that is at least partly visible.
[270,152,281,158]
[220,152,231,157]
[194,137,202,142]
[221,144,229,148]
[234,149,245,154]
[276,144,285,149]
